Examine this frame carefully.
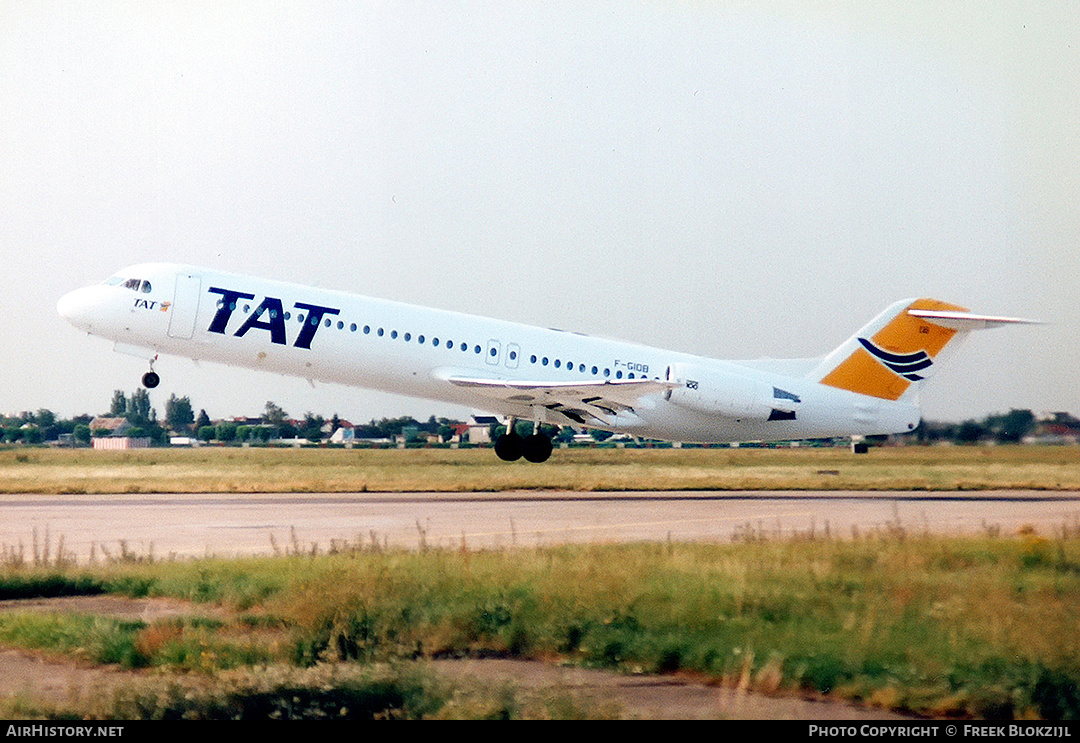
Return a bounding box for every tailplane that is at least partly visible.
[812,298,1037,401]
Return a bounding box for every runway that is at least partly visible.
[1,490,1078,561]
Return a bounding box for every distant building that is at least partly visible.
[330,426,355,444]
[93,437,150,450]
[89,417,132,437]
[464,416,500,444]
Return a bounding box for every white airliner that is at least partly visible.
[57,264,1035,462]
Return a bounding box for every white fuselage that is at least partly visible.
[58,263,920,443]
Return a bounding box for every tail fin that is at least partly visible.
[813,298,1037,401]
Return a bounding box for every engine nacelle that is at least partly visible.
[665,363,800,421]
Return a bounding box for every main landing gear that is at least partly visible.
[141,356,160,389]
[495,420,554,463]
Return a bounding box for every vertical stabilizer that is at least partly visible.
[812,298,1038,402]
[813,299,970,401]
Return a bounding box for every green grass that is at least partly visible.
[0,444,1078,493]
[4,531,1080,718]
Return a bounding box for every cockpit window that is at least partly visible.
[107,277,152,293]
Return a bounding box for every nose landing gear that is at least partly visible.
[141,356,160,389]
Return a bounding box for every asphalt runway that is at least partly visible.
[1,490,1078,561]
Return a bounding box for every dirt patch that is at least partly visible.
[0,595,913,720]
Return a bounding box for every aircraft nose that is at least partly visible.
[57,286,104,331]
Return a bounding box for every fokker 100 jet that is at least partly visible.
[58,264,1035,462]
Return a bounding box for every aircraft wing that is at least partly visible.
[445,375,678,426]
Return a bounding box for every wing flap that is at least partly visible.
[446,376,677,427]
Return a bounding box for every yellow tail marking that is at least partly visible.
[820,299,967,400]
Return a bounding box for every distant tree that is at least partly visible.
[196,409,211,430]
[35,409,57,439]
[109,390,127,416]
[302,413,325,442]
[165,394,195,433]
[989,409,1035,443]
[216,422,238,442]
[126,389,153,425]
[197,425,216,442]
[263,401,287,437]
[956,420,986,444]
[73,425,91,446]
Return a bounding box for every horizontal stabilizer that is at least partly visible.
[906,309,1041,331]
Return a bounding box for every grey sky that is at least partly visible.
[2,1,1076,425]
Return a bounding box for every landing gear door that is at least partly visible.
[167,273,201,340]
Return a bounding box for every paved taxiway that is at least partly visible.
[1,490,1077,561]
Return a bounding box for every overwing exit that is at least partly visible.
[57,264,1037,462]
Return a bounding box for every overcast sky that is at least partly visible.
[2,1,1076,425]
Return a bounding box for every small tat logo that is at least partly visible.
[857,338,933,381]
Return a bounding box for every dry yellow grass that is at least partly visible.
[0,444,1077,494]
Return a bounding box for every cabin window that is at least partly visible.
[404,332,411,342]
[433,338,440,347]
[419,335,425,344]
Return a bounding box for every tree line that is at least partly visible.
[0,389,1069,447]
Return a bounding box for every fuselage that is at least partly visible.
[57,263,920,444]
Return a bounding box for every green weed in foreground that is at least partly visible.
[5,535,1080,718]
[11,663,614,720]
